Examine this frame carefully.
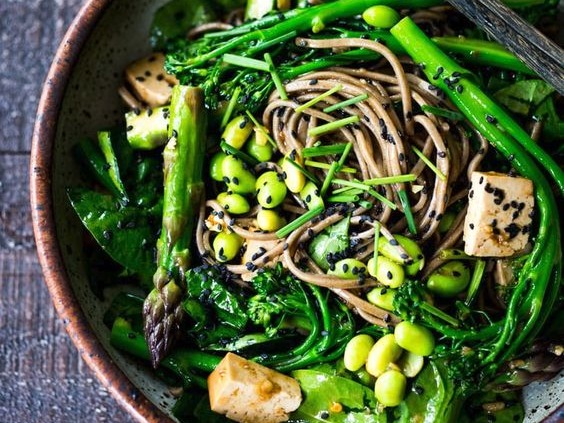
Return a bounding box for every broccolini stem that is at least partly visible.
[144,86,207,367]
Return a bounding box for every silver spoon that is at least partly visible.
[448,0,564,94]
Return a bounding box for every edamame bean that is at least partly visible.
[355,368,376,387]
[427,260,470,297]
[394,321,434,357]
[397,351,424,378]
[366,287,396,311]
[256,171,287,208]
[222,115,254,150]
[257,209,286,232]
[213,232,243,262]
[245,133,274,162]
[329,258,367,279]
[378,235,425,276]
[438,210,457,233]
[362,5,400,29]
[299,181,324,210]
[210,152,227,182]
[217,192,250,215]
[344,334,375,371]
[282,156,306,193]
[374,370,406,407]
[367,255,405,288]
[222,155,256,194]
[365,334,403,377]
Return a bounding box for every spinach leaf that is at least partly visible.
[150,0,216,50]
[68,188,160,279]
[290,369,387,423]
[309,215,350,271]
[493,79,554,115]
[181,266,248,347]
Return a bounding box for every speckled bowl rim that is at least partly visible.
[29,1,563,423]
[30,1,169,421]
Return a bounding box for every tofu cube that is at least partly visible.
[463,171,534,257]
[125,53,178,107]
[208,353,302,423]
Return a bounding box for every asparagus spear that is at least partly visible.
[143,85,207,367]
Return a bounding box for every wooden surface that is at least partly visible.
[0,1,135,421]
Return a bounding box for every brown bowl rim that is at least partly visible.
[29,1,564,423]
[30,0,170,421]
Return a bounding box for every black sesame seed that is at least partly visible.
[232,176,239,185]
[387,271,393,280]
[469,223,475,229]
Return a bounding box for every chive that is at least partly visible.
[438,249,475,261]
[372,221,381,278]
[248,31,298,56]
[398,189,417,235]
[465,259,486,306]
[223,54,270,72]
[309,115,360,137]
[221,86,242,129]
[420,302,459,327]
[305,160,356,173]
[331,187,364,195]
[320,142,352,196]
[421,104,464,121]
[364,174,417,185]
[323,93,369,113]
[220,140,259,166]
[286,157,321,185]
[332,179,397,210]
[358,200,373,209]
[302,143,349,158]
[276,206,324,238]
[295,84,343,114]
[245,110,277,148]
[264,52,288,101]
[411,145,447,181]
[320,162,339,197]
[327,194,360,203]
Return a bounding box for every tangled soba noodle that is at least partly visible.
[196,36,490,327]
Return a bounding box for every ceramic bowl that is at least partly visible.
[30,0,564,422]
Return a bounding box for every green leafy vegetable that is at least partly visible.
[493,80,555,115]
[291,369,387,423]
[308,215,351,271]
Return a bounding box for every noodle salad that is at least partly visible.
[68,0,563,422]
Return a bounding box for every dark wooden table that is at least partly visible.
[0,1,135,421]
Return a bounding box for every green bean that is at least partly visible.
[213,232,243,262]
[397,351,424,378]
[222,115,254,150]
[378,234,424,276]
[257,208,286,232]
[367,255,405,288]
[344,334,375,371]
[394,321,434,357]
[299,181,324,210]
[329,258,367,279]
[217,192,250,215]
[256,171,287,208]
[366,287,396,311]
[362,5,400,29]
[365,334,403,377]
[222,155,257,194]
[282,156,306,193]
[427,260,470,297]
[210,152,227,182]
[245,133,274,162]
[375,369,406,407]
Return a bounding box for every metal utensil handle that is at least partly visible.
[448,0,564,94]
